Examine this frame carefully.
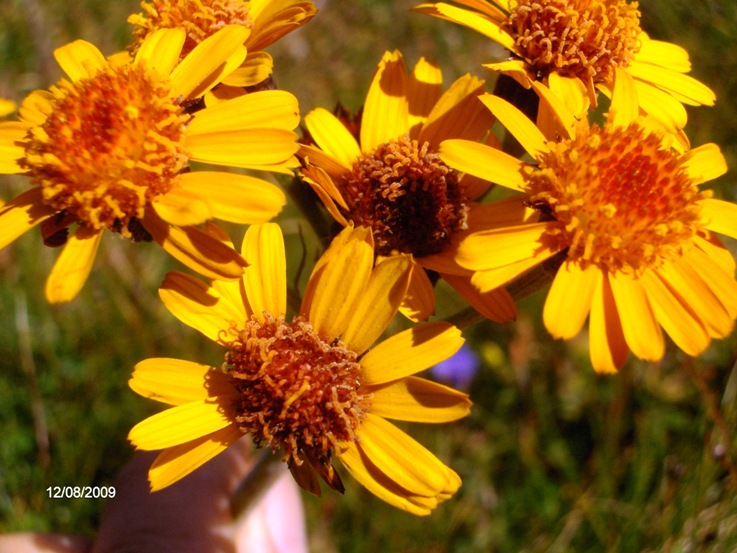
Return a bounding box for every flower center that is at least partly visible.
[19,63,189,239]
[526,122,707,274]
[506,0,642,83]
[339,136,468,257]
[128,0,252,58]
[225,314,369,472]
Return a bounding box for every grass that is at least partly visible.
[2,0,737,551]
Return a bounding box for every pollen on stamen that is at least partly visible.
[128,0,253,58]
[339,135,468,257]
[506,0,642,84]
[224,314,370,486]
[525,121,708,274]
[19,63,189,240]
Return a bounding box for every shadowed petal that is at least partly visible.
[242,223,287,321]
[366,376,471,423]
[45,225,103,303]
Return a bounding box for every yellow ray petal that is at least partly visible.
[418,74,492,149]
[299,144,352,180]
[242,223,286,321]
[185,128,299,174]
[134,28,185,78]
[478,94,547,159]
[471,250,557,293]
[53,40,106,81]
[143,209,247,280]
[609,271,664,362]
[465,195,536,230]
[455,222,551,270]
[130,358,235,406]
[640,269,709,356]
[222,51,274,87]
[169,25,250,99]
[307,230,374,340]
[627,62,716,106]
[299,164,350,225]
[304,108,361,170]
[176,171,285,224]
[687,247,737,321]
[187,90,299,135]
[412,3,513,49]
[361,322,463,385]
[18,90,53,126]
[129,399,235,452]
[439,139,527,191]
[631,80,687,132]
[589,274,628,373]
[681,144,727,186]
[153,189,212,227]
[246,0,317,51]
[147,425,244,491]
[0,189,56,250]
[361,50,409,152]
[342,254,413,354]
[609,67,639,128]
[159,271,248,344]
[45,226,102,303]
[338,440,437,516]
[543,261,599,339]
[694,234,735,275]
[484,60,533,89]
[407,56,443,136]
[0,122,28,173]
[441,272,516,323]
[635,34,691,73]
[367,376,471,423]
[354,414,460,497]
[398,257,437,322]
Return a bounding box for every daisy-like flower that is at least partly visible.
[0,26,300,303]
[128,0,317,89]
[299,50,516,323]
[413,0,715,140]
[128,223,470,515]
[438,68,737,373]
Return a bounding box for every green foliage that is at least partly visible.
[2,1,737,551]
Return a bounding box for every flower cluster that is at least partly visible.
[1,0,735,521]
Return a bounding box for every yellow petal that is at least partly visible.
[687,247,737,320]
[18,90,53,126]
[299,164,350,225]
[367,376,471,423]
[609,271,664,362]
[407,56,443,136]
[307,229,374,340]
[169,25,250,99]
[130,358,235,405]
[342,254,413,354]
[0,122,27,173]
[631,80,687,132]
[361,322,464,385]
[543,261,599,339]
[694,233,735,275]
[361,50,409,152]
[299,144,352,180]
[635,34,692,73]
[412,3,513,49]
[45,226,102,303]
[246,0,317,51]
[640,269,709,356]
[222,51,274,87]
[143,209,247,280]
[176,171,285,224]
[303,108,361,171]
[609,67,639,128]
[588,274,628,373]
[681,144,727,186]
[626,62,716,106]
[397,257,437,322]
[242,223,287,321]
[439,139,527,192]
[134,28,185,78]
[471,251,555,292]
[159,271,248,344]
[153,188,212,227]
[147,425,243,491]
[0,188,56,249]
[441,271,516,323]
[53,40,106,81]
[455,222,551,270]
[478,93,547,159]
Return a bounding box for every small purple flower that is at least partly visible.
[430,344,480,391]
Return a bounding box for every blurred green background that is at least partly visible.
[2,0,737,551]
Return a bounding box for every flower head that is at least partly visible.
[439,68,737,373]
[413,0,715,139]
[128,223,471,515]
[299,50,516,323]
[128,0,317,88]
[0,27,300,302]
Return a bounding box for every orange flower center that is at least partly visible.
[20,63,188,239]
[128,0,252,58]
[339,136,468,257]
[505,0,642,83]
[526,122,707,274]
[225,314,369,489]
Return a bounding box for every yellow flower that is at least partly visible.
[128,223,470,515]
[299,50,516,324]
[128,0,317,88]
[0,98,15,117]
[413,0,715,141]
[0,26,300,303]
[438,68,737,373]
